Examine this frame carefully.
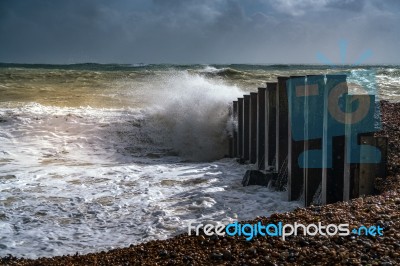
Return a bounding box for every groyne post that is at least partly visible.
[344,94,382,200]
[249,92,258,164]
[228,104,234,158]
[303,75,325,206]
[265,82,277,171]
[243,95,250,162]
[322,74,347,205]
[232,101,238,157]
[257,88,266,169]
[275,77,289,190]
[375,137,388,179]
[358,135,377,196]
[237,98,244,159]
[287,76,306,201]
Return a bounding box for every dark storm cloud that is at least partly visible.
[0,0,399,64]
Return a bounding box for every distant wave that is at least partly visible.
[377,68,400,77]
[198,66,245,78]
[1,62,399,72]
[0,63,125,71]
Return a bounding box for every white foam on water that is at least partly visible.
[376,74,400,100]
[0,72,301,259]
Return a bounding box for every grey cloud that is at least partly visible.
[325,0,366,12]
[0,0,399,64]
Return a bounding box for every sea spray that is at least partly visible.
[142,71,244,161]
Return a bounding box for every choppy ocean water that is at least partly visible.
[0,64,399,258]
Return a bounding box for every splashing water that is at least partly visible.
[142,71,244,161]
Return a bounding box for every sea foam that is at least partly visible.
[0,71,301,259]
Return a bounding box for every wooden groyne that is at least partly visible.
[230,74,387,207]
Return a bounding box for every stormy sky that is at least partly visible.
[0,0,399,64]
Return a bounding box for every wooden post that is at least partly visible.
[237,98,243,159]
[249,92,258,164]
[322,74,347,204]
[375,137,388,179]
[243,95,250,162]
[265,83,277,170]
[233,101,238,157]
[287,76,306,201]
[343,131,358,201]
[257,88,266,169]
[345,134,387,199]
[275,77,289,190]
[303,75,325,206]
[344,94,380,200]
[228,103,233,158]
[330,135,346,202]
[358,135,377,196]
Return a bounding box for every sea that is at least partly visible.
[0,63,399,258]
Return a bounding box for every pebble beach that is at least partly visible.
[1,100,399,265]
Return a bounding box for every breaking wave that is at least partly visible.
[141,71,244,161]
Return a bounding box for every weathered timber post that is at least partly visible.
[249,92,258,164]
[375,137,388,180]
[303,75,325,206]
[257,88,266,169]
[237,98,244,159]
[275,77,289,190]
[265,82,277,170]
[287,76,306,201]
[359,136,388,196]
[228,103,234,158]
[243,95,250,162]
[322,74,347,204]
[344,94,381,200]
[233,101,238,157]
[358,135,378,196]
